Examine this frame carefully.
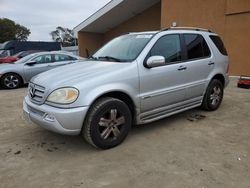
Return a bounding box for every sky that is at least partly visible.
[0,0,111,41]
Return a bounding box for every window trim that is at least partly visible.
[181,33,212,62]
[143,34,185,68]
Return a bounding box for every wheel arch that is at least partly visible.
[211,74,225,87]
[1,72,24,85]
[88,91,137,124]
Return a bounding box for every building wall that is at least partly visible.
[78,32,104,57]
[161,0,250,75]
[104,2,161,42]
[78,0,250,75]
[224,12,250,75]
[78,2,161,58]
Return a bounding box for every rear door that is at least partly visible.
[181,33,214,99]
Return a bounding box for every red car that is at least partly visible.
[0,50,42,64]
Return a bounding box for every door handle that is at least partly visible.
[178,66,187,71]
[208,61,215,66]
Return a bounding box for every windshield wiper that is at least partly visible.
[88,55,98,60]
[97,56,121,62]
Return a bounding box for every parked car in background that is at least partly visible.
[0,51,84,89]
[0,40,61,57]
[23,27,229,149]
[0,50,44,64]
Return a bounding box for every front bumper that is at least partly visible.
[23,96,89,135]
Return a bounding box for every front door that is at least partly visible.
[139,34,188,114]
[24,54,53,81]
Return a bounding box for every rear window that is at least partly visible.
[209,35,228,56]
[184,34,211,60]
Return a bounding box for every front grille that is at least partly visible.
[28,83,46,104]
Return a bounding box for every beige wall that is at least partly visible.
[161,0,250,75]
[161,0,226,37]
[226,0,250,14]
[224,12,250,75]
[104,2,161,42]
[78,32,104,57]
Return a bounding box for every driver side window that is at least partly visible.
[149,34,181,64]
[32,55,52,64]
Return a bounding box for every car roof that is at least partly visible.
[32,51,76,56]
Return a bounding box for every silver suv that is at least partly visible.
[23,27,229,149]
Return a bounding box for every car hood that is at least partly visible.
[32,60,133,88]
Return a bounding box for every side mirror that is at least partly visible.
[25,61,37,66]
[146,56,165,68]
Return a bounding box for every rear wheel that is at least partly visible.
[201,79,224,111]
[83,97,132,149]
[1,73,22,89]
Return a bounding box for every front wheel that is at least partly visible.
[1,73,22,89]
[201,79,224,111]
[83,97,132,149]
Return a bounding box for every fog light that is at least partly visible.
[44,114,55,122]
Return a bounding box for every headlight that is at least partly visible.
[47,88,79,104]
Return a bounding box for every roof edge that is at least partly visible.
[73,0,123,37]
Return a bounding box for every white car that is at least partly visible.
[0,51,84,89]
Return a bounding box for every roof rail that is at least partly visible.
[162,27,212,33]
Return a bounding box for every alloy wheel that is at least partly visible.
[4,75,19,88]
[98,109,125,140]
[210,86,222,106]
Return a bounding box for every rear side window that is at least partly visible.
[209,35,228,56]
[54,54,76,62]
[184,34,211,60]
[32,55,52,64]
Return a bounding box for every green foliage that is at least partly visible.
[0,18,31,43]
[50,27,77,47]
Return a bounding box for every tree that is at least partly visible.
[15,24,30,41]
[50,27,77,47]
[0,18,30,43]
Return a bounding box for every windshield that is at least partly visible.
[92,34,153,62]
[13,51,24,57]
[14,53,37,64]
[0,50,9,57]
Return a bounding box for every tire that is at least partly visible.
[83,97,132,149]
[201,79,224,111]
[1,73,22,89]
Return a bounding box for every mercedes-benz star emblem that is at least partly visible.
[29,86,36,98]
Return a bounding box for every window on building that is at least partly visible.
[184,34,211,60]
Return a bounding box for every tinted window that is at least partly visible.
[149,34,181,63]
[32,55,52,64]
[209,35,228,56]
[184,34,211,60]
